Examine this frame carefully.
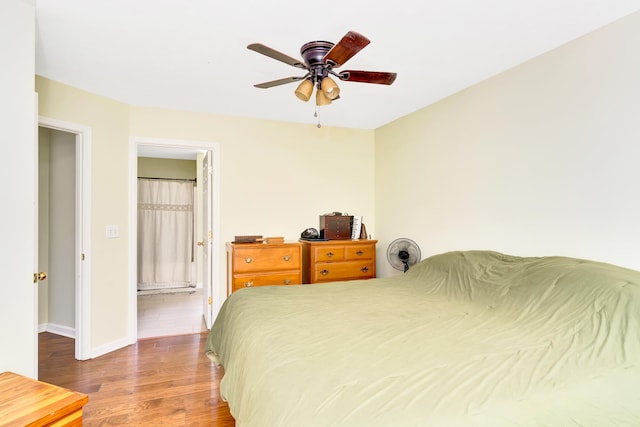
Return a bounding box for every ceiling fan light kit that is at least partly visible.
[315,87,332,106]
[294,79,313,101]
[248,30,397,112]
[320,77,340,100]
[293,41,343,106]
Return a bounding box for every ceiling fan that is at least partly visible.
[247,31,397,107]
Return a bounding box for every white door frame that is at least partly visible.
[38,116,92,361]
[128,136,221,342]
[201,150,214,329]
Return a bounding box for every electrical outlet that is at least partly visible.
[106,224,119,239]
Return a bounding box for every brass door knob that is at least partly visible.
[197,241,204,246]
[33,272,47,283]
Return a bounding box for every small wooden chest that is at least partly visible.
[320,215,353,240]
[0,371,88,426]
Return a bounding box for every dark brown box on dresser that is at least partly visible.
[320,215,353,240]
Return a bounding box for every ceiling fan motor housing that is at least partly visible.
[300,41,334,84]
[300,41,334,66]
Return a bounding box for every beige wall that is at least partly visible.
[36,77,131,353]
[137,157,196,179]
[130,106,376,240]
[375,11,640,277]
[130,106,376,305]
[35,78,375,354]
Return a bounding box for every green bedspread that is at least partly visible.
[206,250,640,426]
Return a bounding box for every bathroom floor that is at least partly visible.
[137,287,208,338]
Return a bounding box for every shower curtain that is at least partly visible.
[137,178,195,291]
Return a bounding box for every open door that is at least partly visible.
[202,151,214,328]
[0,0,37,378]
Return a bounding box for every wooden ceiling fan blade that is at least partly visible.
[254,76,306,89]
[247,43,307,69]
[338,70,397,85]
[323,31,370,68]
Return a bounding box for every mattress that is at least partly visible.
[206,250,640,426]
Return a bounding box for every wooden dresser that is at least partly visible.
[301,239,377,284]
[226,241,302,294]
[0,371,88,426]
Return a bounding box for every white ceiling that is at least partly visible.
[35,1,640,130]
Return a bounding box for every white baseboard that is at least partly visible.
[39,323,76,339]
[39,323,134,359]
[91,336,134,359]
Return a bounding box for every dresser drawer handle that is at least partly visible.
[283,255,291,261]
[361,267,369,273]
[283,280,291,285]
[326,252,334,257]
[243,257,253,264]
[320,269,329,276]
[356,250,364,256]
[244,281,254,287]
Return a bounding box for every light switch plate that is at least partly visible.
[106,224,119,239]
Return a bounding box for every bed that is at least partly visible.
[206,250,640,426]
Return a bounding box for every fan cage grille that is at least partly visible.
[387,238,421,271]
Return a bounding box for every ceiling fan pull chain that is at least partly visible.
[315,106,321,128]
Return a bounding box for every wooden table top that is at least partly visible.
[0,371,88,426]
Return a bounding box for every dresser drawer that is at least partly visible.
[345,244,374,260]
[232,272,300,292]
[233,247,301,273]
[313,246,345,262]
[227,242,303,294]
[313,261,375,283]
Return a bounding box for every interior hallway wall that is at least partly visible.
[38,127,76,334]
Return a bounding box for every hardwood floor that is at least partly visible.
[38,332,235,426]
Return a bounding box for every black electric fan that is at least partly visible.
[387,238,421,272]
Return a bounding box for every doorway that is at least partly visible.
[37,127,75,337]
[136,157,200,338]
[37,117,92,361]
[128,137,221,342]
